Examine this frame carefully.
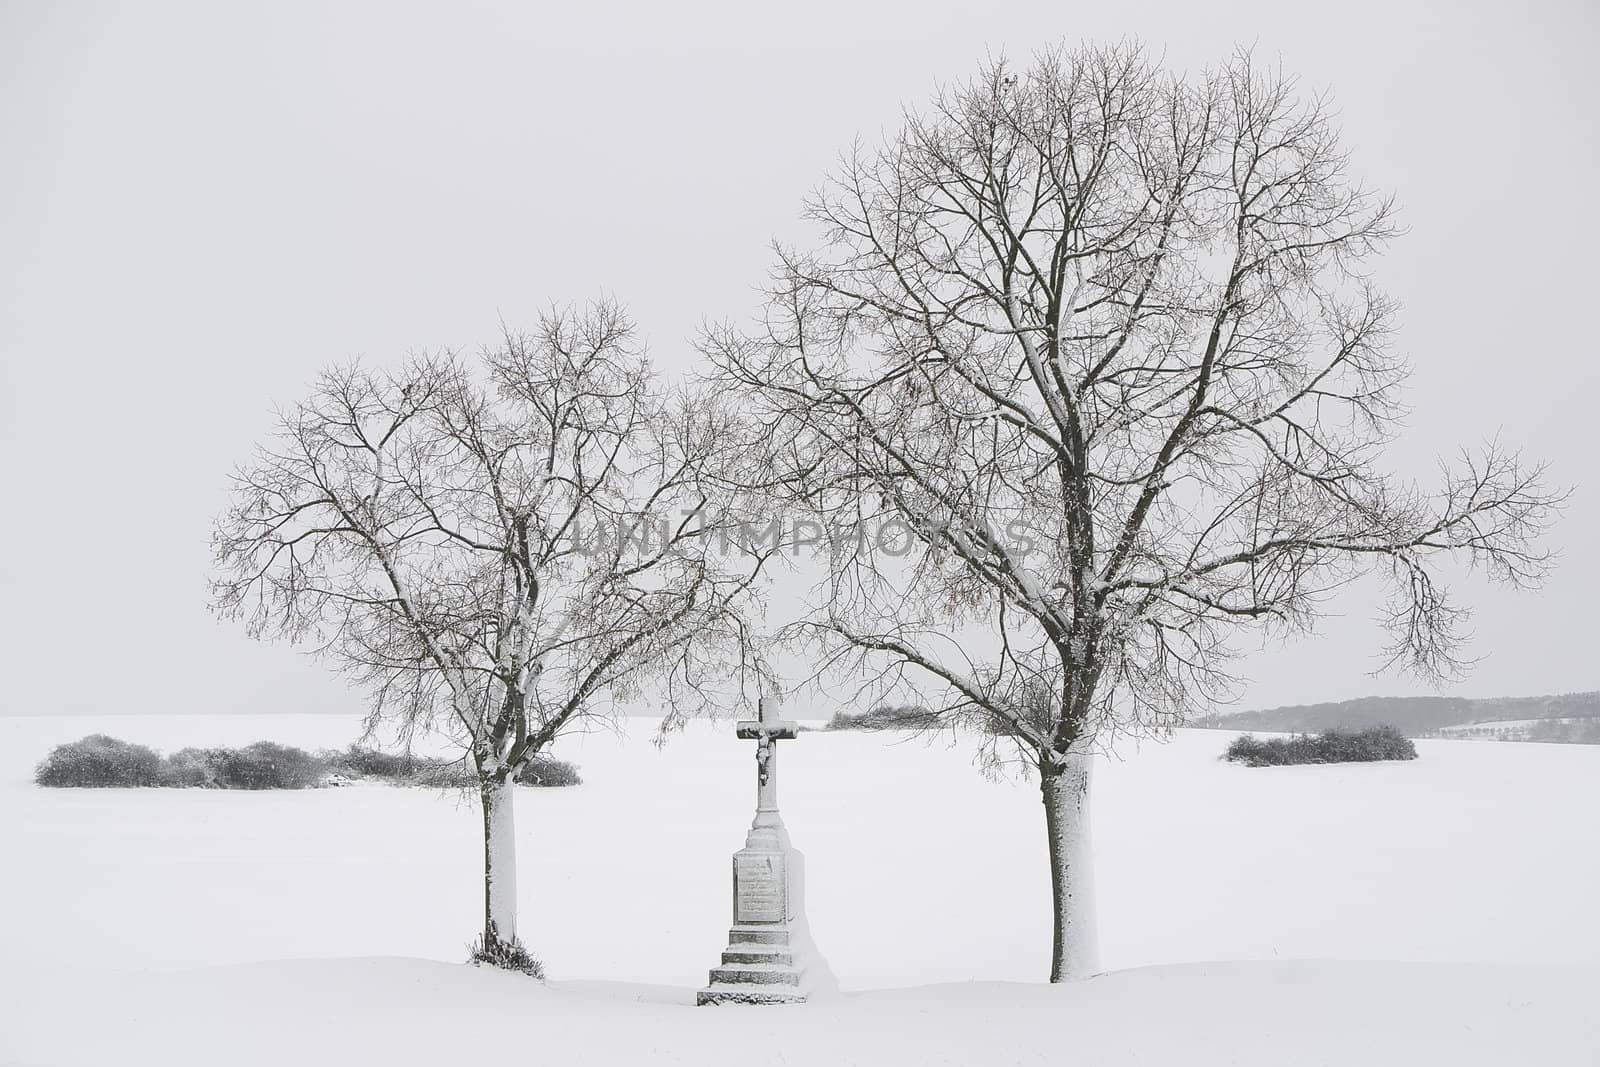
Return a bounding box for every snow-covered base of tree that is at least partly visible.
[480,776,517,948]
[2,714,1599,1064]
[1042,747,1099,981]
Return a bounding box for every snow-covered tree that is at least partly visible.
[704,44,1560,981]
[212,301,770,966]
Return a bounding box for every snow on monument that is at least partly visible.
[697,695,836,1005]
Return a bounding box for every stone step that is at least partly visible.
[696,986,807,1006]
[707,964,802,987]
[728,925,792,946]
[721,944,795,967]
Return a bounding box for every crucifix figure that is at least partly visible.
[737,695,798,836]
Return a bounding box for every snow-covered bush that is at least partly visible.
[518,756,582,788]
[330,745,425,780]
[1224,727,1418,767]
[34,735,163,787]
[411,755,582,789]
[212,742,329,789]
[37,737,327,789]
[331,745,581,789]
[468,934,544,978]
[828,705,939,731]
[156,744,330,789]
[36,737,575,790]
[158,747,231,787]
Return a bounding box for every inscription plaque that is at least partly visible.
[734,850,787,923]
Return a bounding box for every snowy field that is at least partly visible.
[1,714,1597,1065]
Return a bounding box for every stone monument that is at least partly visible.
[696,694,836,1006]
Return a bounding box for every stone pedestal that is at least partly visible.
[697,834,834,1004]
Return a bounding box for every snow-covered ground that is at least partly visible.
[1,714,1597,1064]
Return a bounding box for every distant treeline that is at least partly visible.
[1194,691,1600,742]
[1427,718,1600,745]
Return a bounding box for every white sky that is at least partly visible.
[2,0,1595,718]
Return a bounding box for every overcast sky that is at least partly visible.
[2,0,1595,719]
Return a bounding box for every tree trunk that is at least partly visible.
[480,776,518,950]
[1042,745,1099,982]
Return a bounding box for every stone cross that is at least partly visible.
[737,695,798,832]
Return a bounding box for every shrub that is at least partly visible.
[1224,726,1418,767]
[402,757,474,790]
[520,756,582,788]
[158,747,231,788]
[212,742,329,789]
[410,755,582,790]
[331,744,425,780]
[828,704,940,731]
[35,735,163,787]
[468,936,544,979]
[35,737,576,790]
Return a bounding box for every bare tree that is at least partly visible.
[212,301,770,966]
[704,44,1561,981]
